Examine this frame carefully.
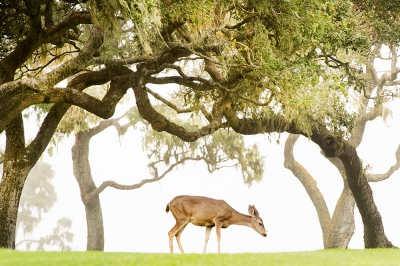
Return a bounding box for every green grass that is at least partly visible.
[1,249,399,266]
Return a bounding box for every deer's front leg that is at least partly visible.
[215,222,222,253]
[203,226,213,254]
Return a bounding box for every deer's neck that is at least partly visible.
[230,210,253,227]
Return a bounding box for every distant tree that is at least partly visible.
[16,218,74,251]
[12,161,74,250]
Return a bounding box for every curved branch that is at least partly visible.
[43,11,92,44]
[24,65,133,162]
[348,105,382,148]
[0,25,105,133]
[127,47,226,141]
[222,102,301,135]
[367,144,400,182]
[87,156,206,198]
[42,25,104,88]
[147,76,210,90]
[133,79,224,142]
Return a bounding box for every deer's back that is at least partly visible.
[168,195,233,226]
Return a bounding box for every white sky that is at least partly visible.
[16,91,400,254]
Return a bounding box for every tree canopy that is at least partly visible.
[2,0,390,135]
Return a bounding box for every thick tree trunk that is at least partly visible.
[71,131,104,251]
[339,148,394,248]
[0,116,30,248]
[0,167,28,248]
[84,194,104,251]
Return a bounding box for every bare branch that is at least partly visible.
[87,156,206,197]
[367,144,400,182]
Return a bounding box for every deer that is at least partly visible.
[166,195,267,254]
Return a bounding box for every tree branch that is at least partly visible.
[367,144,400,182]
[43,11,92,45]
[87,156,206,198]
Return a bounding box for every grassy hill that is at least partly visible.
[1,249,399,266]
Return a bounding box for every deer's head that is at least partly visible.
[248,205,267,237]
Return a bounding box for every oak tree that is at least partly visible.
[1,0,400,248]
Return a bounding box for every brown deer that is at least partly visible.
[166,195,267,253]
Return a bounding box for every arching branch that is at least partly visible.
[367,144,400,182]
[86,156,207,200]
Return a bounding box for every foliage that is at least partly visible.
[3,0,399,137]
[352,0,400,44]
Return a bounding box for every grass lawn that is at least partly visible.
[0,249,399,266]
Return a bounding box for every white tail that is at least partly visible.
[166,195,267,254]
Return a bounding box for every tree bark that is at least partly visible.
[326,181,355,248]
[0,169,27,249]
[71,131,104,251]
[338,147,394,248]
[0,115,30,248]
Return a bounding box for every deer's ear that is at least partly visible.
[248,205,260,218]
[248,205,255,217]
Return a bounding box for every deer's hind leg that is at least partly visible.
[215,221,222,254]
[168,221,188,254]
[175,223,188,254]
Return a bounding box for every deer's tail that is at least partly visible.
[165,203,170,213]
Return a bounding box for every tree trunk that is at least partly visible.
[326,181,355,248]
[71,131,104,251]
[224,102,395,248]
[0,167,28,248]
[311,130,394,248]
[0,115,30,248]
[84,193,104,251]
[339,148,394,248]
[284,134,355,249]
[0,103,71,249]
